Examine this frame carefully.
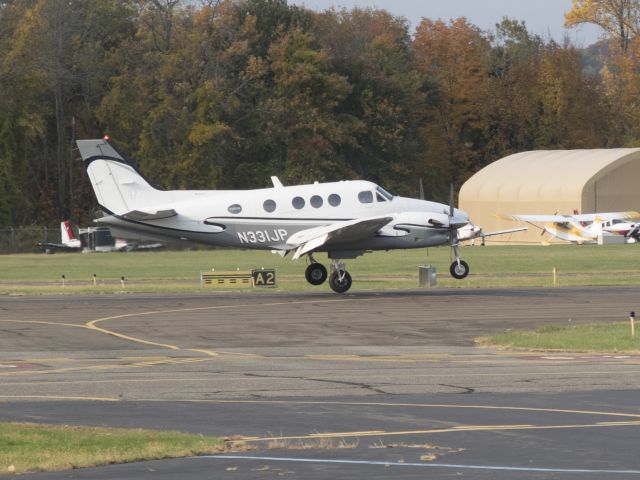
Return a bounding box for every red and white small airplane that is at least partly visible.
[38,221,164,253]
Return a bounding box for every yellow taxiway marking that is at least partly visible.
[183,399,640,419]
[305,354,450,362]
[0,299,351,376]
[0,319,85,329]
[0,356,213,377]
[84,298,352,356]
[0,395,119,402]
[238,421,640,443]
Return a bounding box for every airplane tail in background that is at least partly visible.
[76,139,165,216]
[60,221,81,248]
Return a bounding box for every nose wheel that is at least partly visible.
[449,244,470,279]
[450,260,469,279]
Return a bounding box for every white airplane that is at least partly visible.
[38,220,164,253]
[77,138,474,293]
[502,211,640,244]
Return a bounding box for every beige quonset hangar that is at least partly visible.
[459,148,640,244]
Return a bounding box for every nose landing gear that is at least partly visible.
[449,245,469,279]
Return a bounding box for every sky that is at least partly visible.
[290,0,602,46]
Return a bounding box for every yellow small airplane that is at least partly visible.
[502,211,640,244]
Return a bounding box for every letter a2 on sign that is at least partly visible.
[252,269,276,287]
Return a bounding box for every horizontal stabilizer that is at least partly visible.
[122,209,177,221]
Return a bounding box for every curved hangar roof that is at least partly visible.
[459,148,640,244]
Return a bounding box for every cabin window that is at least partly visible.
[376,192,386,202]
[310,195,323,208]
[328,193,341,207]
[358,190,374,204]
[292,196,305,209]
[228,204,242,214]
[263,199,276,213]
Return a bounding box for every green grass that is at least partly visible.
[0,423,224,474]
[0,244,640,294]
[480,322,640,353]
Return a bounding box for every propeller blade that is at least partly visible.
[449,184,454,218]
[419,178,424,200]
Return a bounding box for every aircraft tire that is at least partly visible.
[305,263,328,285]
[449,260,469,279]
[329,270,352,293]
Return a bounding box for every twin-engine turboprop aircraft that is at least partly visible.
[77,138,472,293]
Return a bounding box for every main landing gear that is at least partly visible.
[304,255,352,293]
[449,245,470,279]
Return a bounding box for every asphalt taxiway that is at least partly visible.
[1,287,640,479]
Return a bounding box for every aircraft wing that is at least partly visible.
[502,212,640,223]
[481,227,528,238]
[36,242,81,253]
[121,209,177,221]
[286,216,394,260]
[501,214,574,223]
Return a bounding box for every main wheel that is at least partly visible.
[305,263,328,285]
[450,260,469,279]
[329,270,352,293]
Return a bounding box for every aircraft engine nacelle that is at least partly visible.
[389,211,450,233]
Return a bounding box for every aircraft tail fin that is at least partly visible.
[60,221,81,248]
[76,139,163,216]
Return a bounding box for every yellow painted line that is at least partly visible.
[596,421,640,426]
[0,395,119,402]
[174,399,640,419]
[306,430,386,438]
[0,356,215,376]
[84,298,351,354]
[84,321,180,351]
[240,421,640,442]
[305,354,449,362]
[453,424,533,430]
[0,319,86,329]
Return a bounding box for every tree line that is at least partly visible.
[0,0,637,226]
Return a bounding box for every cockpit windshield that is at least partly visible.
[375,186,394,201]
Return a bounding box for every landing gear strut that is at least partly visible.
[449,245,470,280]
[329,260,352,293]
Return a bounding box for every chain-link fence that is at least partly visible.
[0,227,61,253]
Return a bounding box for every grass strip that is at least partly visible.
[479,322,640,353]
[1,244,640,294]
[0,423,224,474]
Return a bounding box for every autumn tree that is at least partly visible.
[482,18,544,160]
[537,43,616,148]
[313,8,425,195]
[564,0,640,52]
[414,17,491,195]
